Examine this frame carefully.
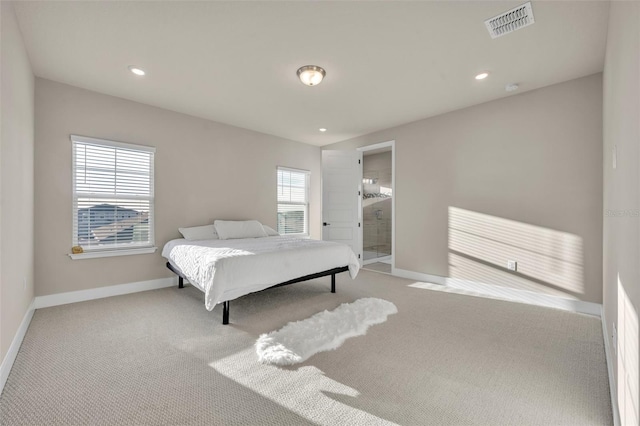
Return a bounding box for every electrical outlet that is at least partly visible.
[507,260,517,271]
[613,323,617,355]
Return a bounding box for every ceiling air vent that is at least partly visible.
[485,2,535,39]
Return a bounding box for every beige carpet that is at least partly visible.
[0,270,612,425]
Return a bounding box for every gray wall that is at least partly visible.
[0,2,35,363]
[325,74,603,304]
[602,2,639,423]
[34,79,321,297]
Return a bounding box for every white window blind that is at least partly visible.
[72,135,155,252]
[277,167,310,235]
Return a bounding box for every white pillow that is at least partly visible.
[214,220,268,240]
[178,224,219,241]
[262,225,280,236]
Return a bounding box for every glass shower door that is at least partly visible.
[363,196,392,261]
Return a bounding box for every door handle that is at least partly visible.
[323,222,331,226]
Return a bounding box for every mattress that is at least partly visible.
[162,236,360,310]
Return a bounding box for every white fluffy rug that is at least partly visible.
[255,297,397,365]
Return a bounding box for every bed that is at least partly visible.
[162,235,360,324]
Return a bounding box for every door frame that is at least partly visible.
[357,140,395,272]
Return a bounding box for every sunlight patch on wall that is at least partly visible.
[617,276,639,426]
[449,253,576,300]
[448,207,584,295]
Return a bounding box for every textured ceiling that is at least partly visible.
[13,1,609,146]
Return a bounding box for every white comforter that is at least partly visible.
[162,236,360,311]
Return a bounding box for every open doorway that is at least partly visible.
[358,141,395,274]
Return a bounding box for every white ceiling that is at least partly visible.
[13,1,609,146]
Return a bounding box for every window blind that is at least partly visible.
[71,135,155,251]
[277,167,309,235]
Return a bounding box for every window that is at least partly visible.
[71,135,155,256]
[277,167,310,235]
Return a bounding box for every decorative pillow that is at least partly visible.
[178,224,219,241]
[214,220,268,240]
[262,225,280,236]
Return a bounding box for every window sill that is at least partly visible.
[68,247,157,260]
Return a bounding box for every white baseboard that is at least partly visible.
[0,299,35,395]
[392,267,601,317]
[392,267,447,285]
[34,277,177,309]
[601,309,621,426]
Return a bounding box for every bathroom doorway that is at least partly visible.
[358,141,394,274]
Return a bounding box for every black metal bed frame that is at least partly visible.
[166,262,349,325]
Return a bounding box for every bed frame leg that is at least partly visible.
[331,273,336,293]
[178,277,184,289]
[223,301,230,325]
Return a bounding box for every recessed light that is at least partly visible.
[475,72,489,80]
[319,128,327,132]
[128,66,146,76]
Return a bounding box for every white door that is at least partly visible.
[322,150,363,264]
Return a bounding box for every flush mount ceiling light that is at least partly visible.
[475,72,489,80]
[128,66,145,76]
[319,128,327,132]
[297,65,326,86]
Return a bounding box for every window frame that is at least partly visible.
[69,135,157,260]
[276,166,310,237]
